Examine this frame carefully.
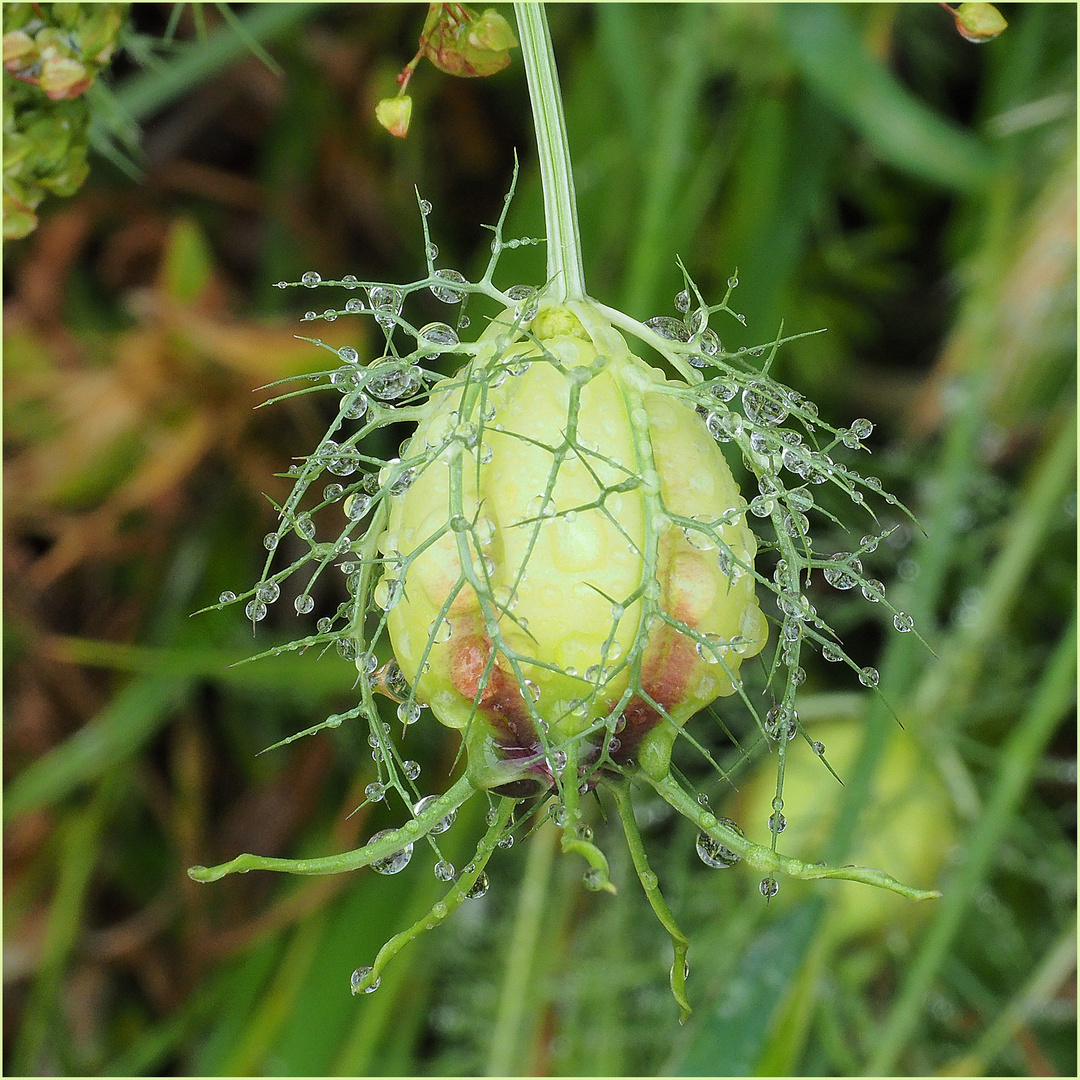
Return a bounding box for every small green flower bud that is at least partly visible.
[376,95,413,138]
[951,2,1007,42]
[386,301,766,792]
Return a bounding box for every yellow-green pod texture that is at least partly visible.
[384,300,766,790]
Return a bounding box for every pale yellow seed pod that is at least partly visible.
[384,300,766,791]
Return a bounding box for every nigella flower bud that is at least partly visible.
[375,95,412,138]
[385,300,766,793]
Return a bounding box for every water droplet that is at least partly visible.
[256,581,280,604]
[430,268,467,303]
[765,705,798,741]
[245,599,267,622]
[337,346,359,365]
[426,242,439,261]
[893,611,915,633]
[366,360,421,402]
[396,701,421,726]
[218,591,236,604]
[696,823,742,868]
[294,594,315,615]
[351,966,380,994]
[498,834,514,850]
[430,617,452,644]
[420,321,459,348]
[759,877,779,899]
[374,576,403,611]
[465,872,489,899]
[322,309,338,322]
[858,666,880,687]
[742,381,789,427]
[365,782,386,803]
[644,316,691,342]
[302,271,321,287]
[419,198,432,215]
[434,860,455,882]
[583,867,606,890]
[403,759,421,781]
[850,417,874,441]
[674,290,691,313]
[369,829,413,874]
[263,532,279,551]
[336,638,358,662]
[823,553,863,590]
[768,812,787,833]
[294,514,316,540]
[341,274,359,289]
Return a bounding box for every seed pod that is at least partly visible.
[385,300,766,792]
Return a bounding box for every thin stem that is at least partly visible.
[514,2,587,301]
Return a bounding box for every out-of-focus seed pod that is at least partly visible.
[385,300,766,793]
[375,94,413,138]
[951,2,1007,43]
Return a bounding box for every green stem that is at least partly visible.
[187,773,477,881]
[514,2,588,302]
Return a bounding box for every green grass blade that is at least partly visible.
[3,675,188,822]
[867,616,1077,1073]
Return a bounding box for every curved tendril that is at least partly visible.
[350,795,517,995]
[646,772,942,903]
[187,773,478,883]
[610,779,692,1022]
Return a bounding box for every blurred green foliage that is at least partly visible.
[3,3,1074,1076]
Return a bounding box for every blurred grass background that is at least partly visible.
[3,3,1075,1075]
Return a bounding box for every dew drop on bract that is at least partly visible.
[403,759,421,781]
[397,701,422,725]
[759,877,779,899]
[302,271,321,287]
[365,782,386,803]
[644,316,691,342]
[413,795,457,834]
[434,860,455,881]
[430,269,467,304]
[294,594,315,615]
[351,966,380,994]
[219,590,236,604]
[893,611,915,633]
[369,829,413,874]
[465,871,489,899]
[674,290,690,313]
[695,822,742,868]
[245,599,267,622]
[823,553,863,590]
[256,581,280,603]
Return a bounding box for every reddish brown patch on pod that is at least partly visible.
[612,623,698,759]
[450,631,537,750]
